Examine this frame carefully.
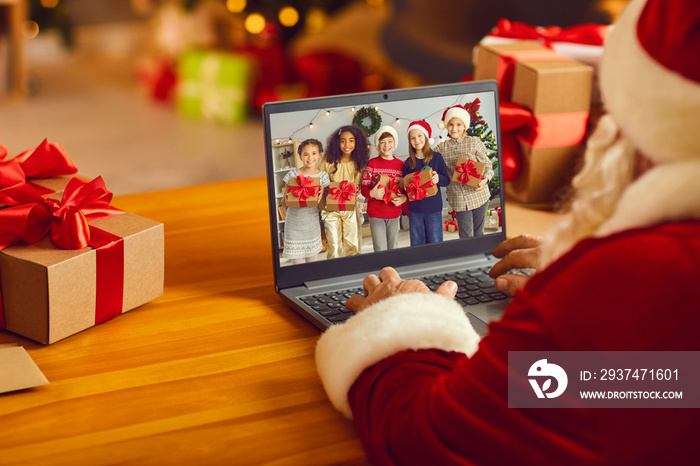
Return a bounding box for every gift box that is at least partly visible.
[326,180,357,212]
[451,158,487,188]
[443,220,458,232]
[506,58,592,205]
[404,169,438,201]
[377,175,403,204]
[286,174,320,208]
[0,179,164,344]
[1,139,80,205]
[485,207,502,231]
[177,49,252,125]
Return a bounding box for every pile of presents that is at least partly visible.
[0,141,164,344]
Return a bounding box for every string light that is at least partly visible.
[272,96,481,145]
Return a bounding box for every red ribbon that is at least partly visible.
[455,160,483,186]
[490,19,608,47]
[464,98,481,123]
[382,177,403,204]
[0,177,126,328]
[499,101,589,181]
[288,174,320,207]
[328,180,356,210]
[406,172,435,201]
[0,139,78,190]
[444,220,457,231]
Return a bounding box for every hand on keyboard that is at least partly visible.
[489,234,543,295]
[345,267,458,313]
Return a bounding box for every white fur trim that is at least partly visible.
[315,293,480,419]
[442,107,471,131]
[375,126,399,148]
[600,0,700,163]
[596,159,700,236]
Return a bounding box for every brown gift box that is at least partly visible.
[0,213,164,344]
[325,181,357,212]
[377,175,403,203]
[505,59,593,205]
[403,169,438,199]
[286,175,320,208]
[451,158,488,188]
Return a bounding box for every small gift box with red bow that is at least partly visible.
[376,175,404,204]
[451,158,487,189]
[403,169,437,201]
[1,139,81,206]
[0,177,164,344]
[326,180,357,212]
[286,174,321,208]
[443,220,458,232]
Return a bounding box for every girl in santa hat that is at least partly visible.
[434,105,494,238]
[401,120,450,246]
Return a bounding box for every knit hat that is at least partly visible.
[374,125,399,148]
[437,105,471,130]
[600,0,700,163]
[407,120,435,145]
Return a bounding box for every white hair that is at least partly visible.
[539,115,638,267]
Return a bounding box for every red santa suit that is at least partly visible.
[315,1,700,462]
[316,160,700,465]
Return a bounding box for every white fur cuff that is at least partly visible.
[315,293,480,418]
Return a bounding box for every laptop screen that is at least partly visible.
[263,81,506,290]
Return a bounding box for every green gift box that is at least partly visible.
[177,49,252,125]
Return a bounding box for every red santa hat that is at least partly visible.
[437,105,471,130]
[600,0,700,163]
[374,125,399,148]
[407,120,435,145]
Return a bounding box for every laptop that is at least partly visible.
[263,80,510,336]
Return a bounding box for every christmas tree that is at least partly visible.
[465,99,500,199]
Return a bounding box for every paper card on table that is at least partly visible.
[0,345,50,394]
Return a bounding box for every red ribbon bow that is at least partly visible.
[406,172,435,201]
[289,174,320,206]
[0,177,127,328]
[328,181,356,209]
[455,160,483,186]
[444,220,457,231]
[382,177,403,204]
[464,98,481,123]
[0,139,78,190]
[490,18,608,47]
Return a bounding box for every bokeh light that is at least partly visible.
[278,6,299,27]
[245,13,266,35]
[226,0,247,14]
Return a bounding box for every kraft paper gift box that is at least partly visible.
[0,212,164,344]
[505,59,593,205]
[451,158,488,189]
[377,175,403,204]
[403,169,438,201]
[286,174,320,208]
[326,181,357,212]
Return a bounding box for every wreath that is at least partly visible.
[352,106,382,137]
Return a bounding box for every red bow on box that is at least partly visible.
[0,177,127,328]
[289,174,320,206]
[0,139,78,190]
[490,19,608,47]
[499,101,588,181]
[444,220,457,232]
[382,177,403,204]
[406,172,435,201]
[455,160,483,185]
[328,181,356,209]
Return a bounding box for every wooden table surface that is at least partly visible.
[0,178,555,465]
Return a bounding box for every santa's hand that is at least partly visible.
[489,234,543,295]
[346,267,457,312]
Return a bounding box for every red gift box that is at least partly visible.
[451,158,487,188]
[404,169,438,201]
[286,174,320,208]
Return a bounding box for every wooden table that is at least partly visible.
[0,178,555,465]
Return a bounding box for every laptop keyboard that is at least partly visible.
[299,266,509,325]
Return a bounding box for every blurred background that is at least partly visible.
[0,0,630,195]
